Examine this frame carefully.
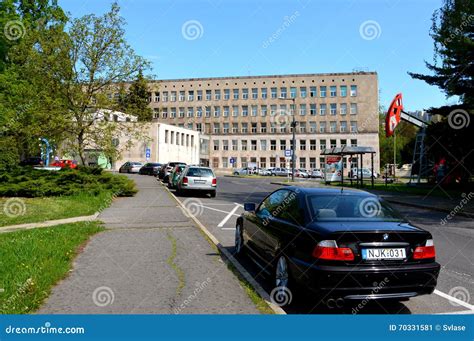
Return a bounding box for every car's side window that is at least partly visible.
[256,190,290,220]
[276,191,304,225]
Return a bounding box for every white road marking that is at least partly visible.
[434,289,474,311]
[198,205,240,216]
[218,203,241,228]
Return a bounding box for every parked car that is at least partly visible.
[50,159,78,169]
[168,164,186,189]
[351,168,379,179]
[139,162,163,176]
[295,169,309,178]
[176,165,217,197]
[159,162,187,182]
[235,187,440,307]
[19,156,43,166]
[233,167,253,176]
[119,161,143,173]
[257,168,272,176]
[270,167,290,176]
[310,169,324,179]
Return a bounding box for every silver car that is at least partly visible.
[176,166,217,197]
[119,161,143,173]
[271,167,291,176]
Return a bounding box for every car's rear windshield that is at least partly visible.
[186,167,214,177]
[306,194,403,222]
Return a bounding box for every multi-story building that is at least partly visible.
[148,72,379,173]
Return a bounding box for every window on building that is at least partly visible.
[270,157,276,168]
[242,88,249,99]
[196,123,202,132]
[251,140,257,151]
[241,123,248,133]
[320,122,326,133]
[299,122,306,133]
[205,106,211,117]
[260,140,267,151]
[270,124,277,133]
[300,157,306,169]
[330,103,337,115]
[179,107,185,118]
[280,123,286,133]
[232,123,238,133]
[340,139,347,147]
[232,105,238,116]
[330,139,337,148]
[290,87,297,98]
[187,107,194,117]
[214,89,221,100]
[310,104,317,115]
[271,87,277,99]
[320,86,327,98]
[340,103,347,115]
[242,105,248,117]
[340,85,347,97]
[270,140,277,151]
[300,87,307,98]
[330,121,337,133]
[161,109,168,119]
[280,87,287,98]
[205,123,211,134]
[206,90,212,100]
[154,92,160,102]
[310,139,316,150]
[261,122,267,133]
[261,88,267,99]
[224,89,230,100]
[170,131,175,144]
[223,123,229,134]
[320,103,327,115]
[310,86,317,97]
[222,157,228,168]
[270,104,277,116]
[196,90,202,101]
[340,121,347,132]
[232,139,238,150]
[165,130,169,143]
[170,91,177,101]
[330,86,337,97]
[223,106,229,117]
[241,140,248,151]
[310,157,316,169]
[280,104,287,116]
[350,103,358,115]
[351,139,357,147]
[280,140,286,151]
[251,122,257,133]
[320,139,326,151]
[350,85,357,96]
[252,88,258,99]
[241,157,248,168]
[176,132,180,145]
[261,105,267,116]
[213,123,220,134]
[179,91,185,101]
[212,157,219,168]
[188,91,194,101]
[309,121,317,133]
[300,104,307,116]
[279,157,286,168]
[171,107,177,118]
[233,89,239,100]
[162,91,168,102]
[223,140,229,151]
[320,157,326,169]
[187,123,193,130]
[251,105,257,116]
[213,140,220,151]
[260,157,266,169]
[213,106,220,117]
[300,140,306,150]
[350,121,358,132]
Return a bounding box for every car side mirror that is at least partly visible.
[244,203,256,212]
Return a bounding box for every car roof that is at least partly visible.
[283,186,375,196]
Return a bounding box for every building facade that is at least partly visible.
[148,72,379,173]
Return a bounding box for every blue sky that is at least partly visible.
[59,0,455,111]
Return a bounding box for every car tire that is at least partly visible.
[233,172,239,176]
[272,255,294,307]
[210,191,216,198]
[235,222,244,255]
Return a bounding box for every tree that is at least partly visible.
[60,2,150,164]
[408,0,473,183]
[118,69,153,121]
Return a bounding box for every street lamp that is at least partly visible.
[279,96,297,181]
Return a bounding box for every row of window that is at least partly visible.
[212,138,358,151]
[163,130,195,146]
[154,103,358,119]
[149,85,358,103]
[172,121,359,134]
[213,156,357,170]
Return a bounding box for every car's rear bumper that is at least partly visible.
[180,186,216,192]
[290,259,440,300]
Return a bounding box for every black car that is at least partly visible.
[235,187,440,307]
[19,156,43,166]
[139,162,163,176]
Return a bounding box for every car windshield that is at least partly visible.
[186,167,214,177]
[306,194,404,222]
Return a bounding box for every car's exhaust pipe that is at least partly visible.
[336,298,345,308]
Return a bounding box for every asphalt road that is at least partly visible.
[170,176,474,315]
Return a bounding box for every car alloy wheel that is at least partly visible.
[235,223,244,254]
[275,256,289,289]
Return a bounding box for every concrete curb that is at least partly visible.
[0,212,100,234]
[270,181,474,218]
[163,185,286,315]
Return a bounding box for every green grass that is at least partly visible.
[0,191,114,227]
[166,231,185,297]
[0,221,104,314]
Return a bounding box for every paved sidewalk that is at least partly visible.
[272,181,474,217]
[39,175,259,314]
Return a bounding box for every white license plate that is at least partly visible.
[362,248,406,260]
[194,180,206,184]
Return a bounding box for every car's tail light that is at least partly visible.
[413,239,436,260]
[182,177,188,185]
[212,178,217,186]
[312,240,354,261]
